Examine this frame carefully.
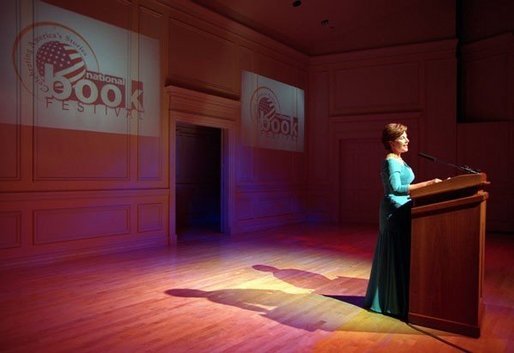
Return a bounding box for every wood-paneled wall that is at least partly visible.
[0,0,171,266]
[0,0,309,264]
[163,0,309,235]
[307,33,514,231]
[457,122,514,232]
[1,0,511,266]
[461,33,514,122]
[457,33,514,232]
[307,40,458,224]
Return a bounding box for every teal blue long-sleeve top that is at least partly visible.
[380,157,415,220]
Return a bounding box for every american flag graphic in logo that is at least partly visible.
[258,96,276,118]
[36,40,86,92]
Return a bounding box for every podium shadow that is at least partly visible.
[322,295,366,308]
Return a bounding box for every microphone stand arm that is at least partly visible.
[419,153,480,174]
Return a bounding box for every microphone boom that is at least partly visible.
[418,152,480,174]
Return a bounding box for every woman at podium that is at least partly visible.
[364,123,441,319]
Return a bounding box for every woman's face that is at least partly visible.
[390,132,409,154]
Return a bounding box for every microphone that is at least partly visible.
[418,152,437,162]
[418,152,480,174]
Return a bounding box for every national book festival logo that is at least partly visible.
[241,71,304,152]
[9,1,159,136]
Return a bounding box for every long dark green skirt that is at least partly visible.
[364,201,411,319]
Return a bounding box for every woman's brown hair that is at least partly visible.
[381,123,407,150]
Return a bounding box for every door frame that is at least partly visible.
[171,114,236,240]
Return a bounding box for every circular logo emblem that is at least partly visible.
[12,22,99,97]
[250,86,280,124]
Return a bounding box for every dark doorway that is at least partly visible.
[175,122,222,241]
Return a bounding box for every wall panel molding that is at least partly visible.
[167,86,240,122]
[330,62,422,115]
[0,211,22,249]
[33,127,131,181]
[457,122,514,232]
[160,0,308,99]
[137,1,170,183]
[158,0,307,67]
[0,123,21,181]
[34,205,131,244]
[168,18,240,96]
[0,189,169,266]
[461,33,514,122]
[310,39,457,67]
[138,203,164,233]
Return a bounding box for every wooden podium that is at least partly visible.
[408,173,489,337]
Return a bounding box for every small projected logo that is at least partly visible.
[250,87,298,140]
[12,22,144,117]
[36,40,87,89]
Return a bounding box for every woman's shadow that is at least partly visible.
[166,287,378,332]
[252,264,367,307]
[165,265,381,332]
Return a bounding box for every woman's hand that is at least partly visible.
[425,178,442,187]
[409,178,443,192]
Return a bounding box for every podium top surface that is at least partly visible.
[410,172,489,200]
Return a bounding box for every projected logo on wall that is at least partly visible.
[8,1,159,136]
[242,71,304,152]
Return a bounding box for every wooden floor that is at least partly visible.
[1,223,513,353]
